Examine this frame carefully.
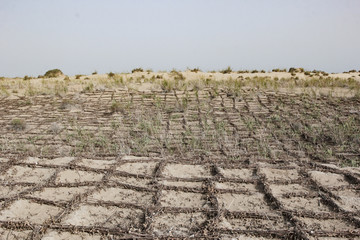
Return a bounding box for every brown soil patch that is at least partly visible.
[333,189,360,212]
[218,193,271,212]
[259,168,300,181]
[109,175,152,188]
[160,190,208,208]
[163,164,212,178]
[153,212,206,237]
[280,197,331,213]
[75,158,117,169]
[161,180,203,188]
[0,166,55,183]
[87,187,153,206]
[219,215,291,231]
[27,186,93,202]
[116,162,158,176]
[61,205,143,229]
[55,169,103,184]
[218,168,254,180]
[309,171,349,187]
[0,199,61,224]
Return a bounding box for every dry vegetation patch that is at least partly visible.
[0,70,359,238]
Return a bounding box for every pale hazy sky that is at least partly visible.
[1,0,359,77]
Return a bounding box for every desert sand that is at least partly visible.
[0,70,359,239]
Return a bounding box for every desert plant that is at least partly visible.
[75,74,83,79]
[82,83,94,93]
[220,66,232,74]
[11,119,26,131]
[44,69,63,78]
[272,68,287,72]
[170,70,185,80]
[110,101,122,113]
[113,75,124,86]
[108,72,115,78]
[23,75,32,80]
[190,68,201,73]
[288,68,296,73]
[92,71,98,75]
[132,68,144,73]
[160,79,174,92]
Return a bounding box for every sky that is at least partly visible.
[0,0,359,77]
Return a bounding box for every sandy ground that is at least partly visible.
[0,73,359,239]
[0,156,359,239]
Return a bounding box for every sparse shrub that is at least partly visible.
[170,70,185,80]
[190,68,201,73]
[82,83,94,93]
[288,67,304,73]
[108,72,115,78]
[291,72,296,76]
[237,70,249,73]
[38,75,44,78]
[349,69,357,73]
[75,74,83,79]
[220,66,232,74]
[44,69,63,78]
[272,68,287,72]
[11,119,26,131]
[113,75,124,86]
[132,68,144,73]
[85,77,90,80]
[110,100,131,113]
[23,75,32,80]
[64,76,70,81]
[288,68,296,73]
[110,101,122,113]
[146,69,153,73]
[160,79,174,92]
[304,71,311,76]
[92,71,98,75]
[260,70,266,73]
[251,70,258,73]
